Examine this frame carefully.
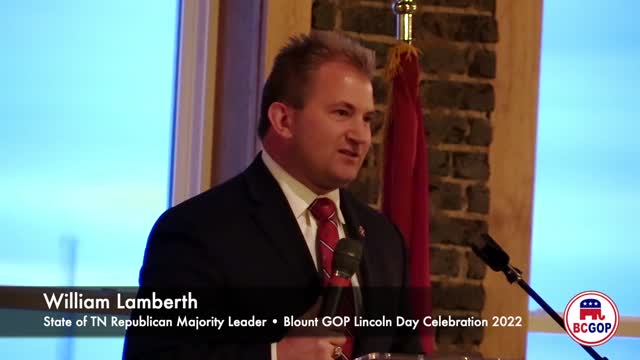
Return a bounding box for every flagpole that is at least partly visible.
[392,0,417,43]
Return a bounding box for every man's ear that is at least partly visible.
[267,101,294,139]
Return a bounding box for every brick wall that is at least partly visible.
[312,0,497,354]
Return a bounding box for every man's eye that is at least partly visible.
[335,109,349,116]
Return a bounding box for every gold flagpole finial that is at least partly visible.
[392,0,418,43]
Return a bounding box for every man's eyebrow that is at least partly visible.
[331,102,376,114]
[330,101,356,111]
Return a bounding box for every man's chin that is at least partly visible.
[330,172,360,188]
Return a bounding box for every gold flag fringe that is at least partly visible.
[383,42,421,81]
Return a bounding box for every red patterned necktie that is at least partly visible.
[310,197,354,360]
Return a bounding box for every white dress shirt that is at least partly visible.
[261,150,359,360]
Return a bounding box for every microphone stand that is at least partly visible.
[501,264,609,360]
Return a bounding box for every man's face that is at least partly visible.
[288,60,375,194]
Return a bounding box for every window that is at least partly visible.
[527,0,640,358]
[0,0,180,358]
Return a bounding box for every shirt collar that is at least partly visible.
[261,150,345,224]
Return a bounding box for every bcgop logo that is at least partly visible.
[564,291,619,346]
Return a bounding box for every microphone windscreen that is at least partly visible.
[332,238,363,277]
[471,233,510,272]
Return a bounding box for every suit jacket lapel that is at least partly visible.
[244,155,318,282]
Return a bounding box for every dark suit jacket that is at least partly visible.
[123,155,422,359]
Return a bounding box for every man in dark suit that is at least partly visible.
[124,31,422,360]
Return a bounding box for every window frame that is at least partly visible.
[171,0,218,206]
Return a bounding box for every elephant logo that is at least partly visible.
[580,298,605,320]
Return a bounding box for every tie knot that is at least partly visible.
[309,197,337,221]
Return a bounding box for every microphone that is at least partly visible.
[319,238,363,317]
[472,233,608,360]
[471,233,510,272]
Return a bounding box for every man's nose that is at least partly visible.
[347,118,371,145]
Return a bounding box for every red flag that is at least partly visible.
[381,43,433,354]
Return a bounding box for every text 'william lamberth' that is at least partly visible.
[43,291,197,310]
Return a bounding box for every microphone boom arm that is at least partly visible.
[475,235,609,360]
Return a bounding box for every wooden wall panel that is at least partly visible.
[481,0,543,358]
[211,0,312,185]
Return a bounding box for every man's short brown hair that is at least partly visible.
[258,31,376,139]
